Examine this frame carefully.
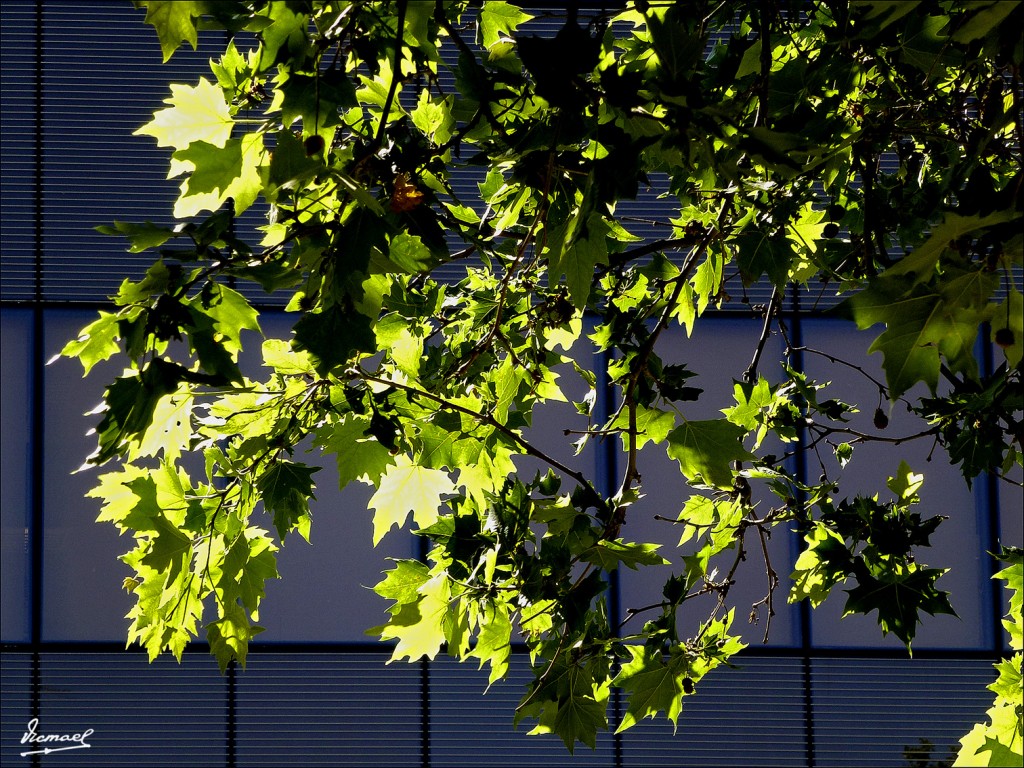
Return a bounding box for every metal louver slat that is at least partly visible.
[0,1,38,301]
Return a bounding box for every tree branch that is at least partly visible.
[743,286,781,384]
[358,371,607,512]
[375,0,407,147]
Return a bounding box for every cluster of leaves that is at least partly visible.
[60,0,1022,751]
[954,547,1023,767]
[789,461,954,647]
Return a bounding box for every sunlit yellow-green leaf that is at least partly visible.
[368,458,457,545]
[134,77,233,151]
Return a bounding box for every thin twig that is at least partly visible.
[375,0,407,146]
[358,371,607,512]
[753,523,777,644]
[743,286,780,384]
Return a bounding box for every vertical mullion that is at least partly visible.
[29,4,46,768]
[977,329,1006,655]
[226,661,237,768]
[788,286,815,768]
[420,658,431,768]
[416,536,431,766]
[598,345,623,767]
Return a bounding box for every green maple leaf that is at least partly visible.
[887,460,925,502]
[551,682,609,753]
[261,338,315,376]
[580,539,669,571]
[267,130,323,190]
[843,562,956,648]
[489,356,530,422]
[134,77,233,151]
[467,601,513,684]
[139,0,203,61]
[411,92,455,146]
[374,559,431,606]
[665,419,754,489]
[479,1,534,48]
[522,662,609,753]
[259,2,308,65]
[130,392,193,464]
[994,549,1023,651]
[611,405,676,449]
[203,390,279,440]
[192,283,261,359]
[417,420,472,470]
[172,134,266,217]
[789,524,854,607]
[377,572,452,661]
[293,305,376,376]
[207,601,265,672]
[735,229,791,287]
[989,655,1023,703]
[613,646,690,733]
[956,692,1024,767]
[59,311,121,375]
[90,359,187,464]
[692,248,724,314]
[387,232,434,273]
[90,464,149,526]
[676,495,717,546]
[368,458,457,545]
[842,269,996,398]
[95,220,177,253]
[183,304,244,384]
[123,552,202,662]
[257,460,319,542]
[682,544,713,590]
[139,514,192,578]
[722,377,773,432]
[845,278,940,397]
[314,414,395,487]
[900,14,960,74]
[116,460,196,532]
[883,210,1018,284]
[550,214,610,309]
[219,529,280,616]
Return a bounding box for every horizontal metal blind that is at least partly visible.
[0,649,997,767]
[40,2,223,303]
[0,1,37,301]
[0,1,783,308]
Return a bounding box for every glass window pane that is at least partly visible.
[800,319,986,649]
[248,312,418,643]
[42,309,133,640]
[998,473,1022,549]
[616,320,799,647]
[0,309,32,642]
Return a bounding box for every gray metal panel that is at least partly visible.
[0,309,32,641]
[811,657,993,768]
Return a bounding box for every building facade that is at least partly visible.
[1,2,1020,766]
